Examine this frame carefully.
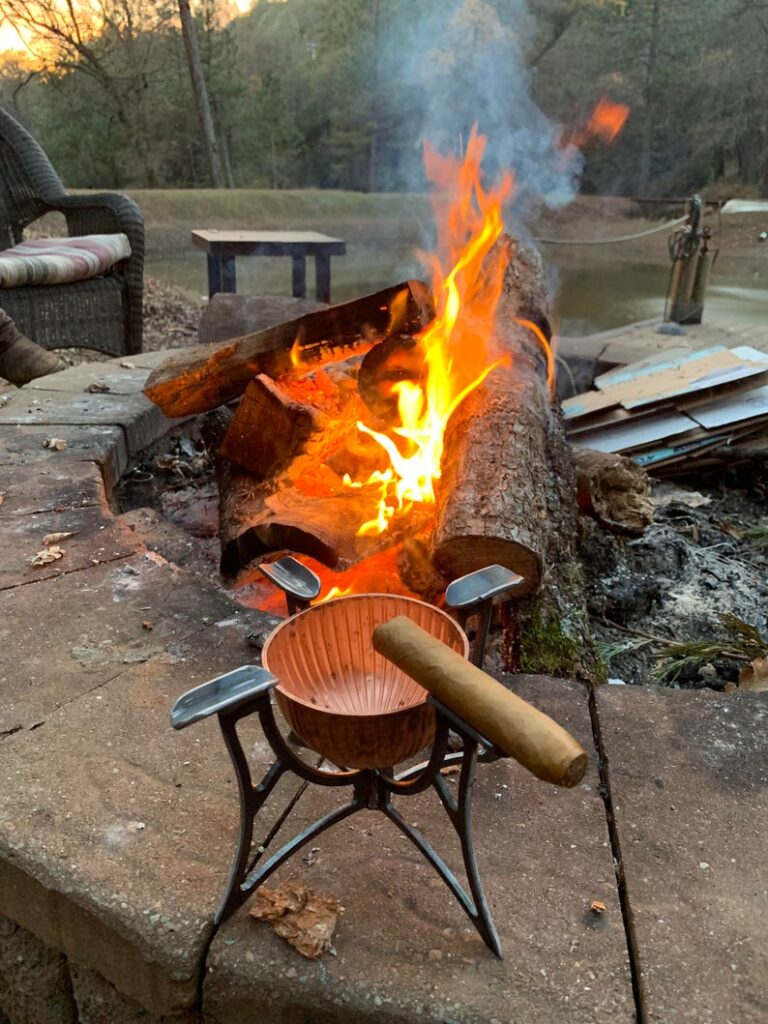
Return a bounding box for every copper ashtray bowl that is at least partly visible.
[262,594,469,769]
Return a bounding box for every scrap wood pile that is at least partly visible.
[564,344,768,473]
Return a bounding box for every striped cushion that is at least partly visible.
[0,234,132,288]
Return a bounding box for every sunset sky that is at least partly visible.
[0,0,255,58]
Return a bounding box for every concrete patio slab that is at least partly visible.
[23,365,153,397]
[0,389,183,457]
[0,424,127,492]
[597,686,768,1024]
[0,609,298,1017]
[204,677,634,1024]
[0,504,138,590]
[0,460,107,517]
[0,551,246,735]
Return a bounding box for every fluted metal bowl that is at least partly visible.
[262,594,468,769]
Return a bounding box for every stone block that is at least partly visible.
[0,552,241,735]
[24,365,153,397]
[0,460,107,518]
[597,687,768,1024]
[69,962,198,1024]
[0,424,127,494]
[0,390,183,458]
[0,504,138,592]
[0,916,77,1024]
[198,294,327,346]
[204,677,634,1024]
[0,612,297,1017]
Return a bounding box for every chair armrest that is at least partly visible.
[52,192,144,252]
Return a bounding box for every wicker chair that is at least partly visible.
[0,108,144,355]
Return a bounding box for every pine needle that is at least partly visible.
[653,613,768,683]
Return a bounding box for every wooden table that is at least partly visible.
[191,230,347,304]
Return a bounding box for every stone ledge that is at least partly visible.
[0,389,183,459]
[597,686,768,1024]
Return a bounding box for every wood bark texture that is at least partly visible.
[431,244,552,594]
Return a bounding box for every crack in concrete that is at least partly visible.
[588,687,647,1024]
[0,551,136,593]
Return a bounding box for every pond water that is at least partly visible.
[145,248,768,337]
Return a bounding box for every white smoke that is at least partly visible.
[398,0,581,220]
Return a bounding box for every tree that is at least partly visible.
[178,0,225,187]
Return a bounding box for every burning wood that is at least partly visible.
[146,127,644,683]
[143,280,433,418]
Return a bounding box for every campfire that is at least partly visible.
[144,109,639,681]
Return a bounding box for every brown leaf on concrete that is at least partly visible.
[590,900,606,914]
[0,490,5,507]
[249,879,343,959]
[31,545,64,566]
[738,658,768,693]
[42,437,68,451]
[42,531,75,545]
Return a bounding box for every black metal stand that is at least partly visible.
[171,562,525,957]
[172,667,505,956]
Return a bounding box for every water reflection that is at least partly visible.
[145,250,767,338]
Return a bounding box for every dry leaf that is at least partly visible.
[31,545,64,566]
[249,879,343,959]
[590,900,606,914]
[0,491,5,507]
[86,381,111,394]
[142,620,154,631]
[120,360,136,369]
[42,437,67,451]
[440,765,461,776]
[738,658,768,693]
[42,531,75,545]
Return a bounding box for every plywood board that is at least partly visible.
[571,411,697,454]
[687,383,768,429]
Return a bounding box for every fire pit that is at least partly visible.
[262,593,468,768]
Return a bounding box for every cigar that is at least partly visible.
[373,616,588,788]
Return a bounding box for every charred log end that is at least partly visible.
[220,523,339,579]
[432,538,541,597]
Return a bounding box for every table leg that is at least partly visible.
[292,255,307,299]
[221,255,237,294]
[207,255,222,298]
[315,253,331,304]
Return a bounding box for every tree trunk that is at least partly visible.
[431,242,601,684]
[178,0,226,189]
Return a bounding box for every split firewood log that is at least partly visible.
[144,281,433,418]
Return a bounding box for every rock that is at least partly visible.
[198,295,329,346]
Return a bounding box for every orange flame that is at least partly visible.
[345,127,517,536]
[569,97,630,148]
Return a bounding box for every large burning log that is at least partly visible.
[431,242,601,682]
[144,281,433,418]
[430,245,552,594]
